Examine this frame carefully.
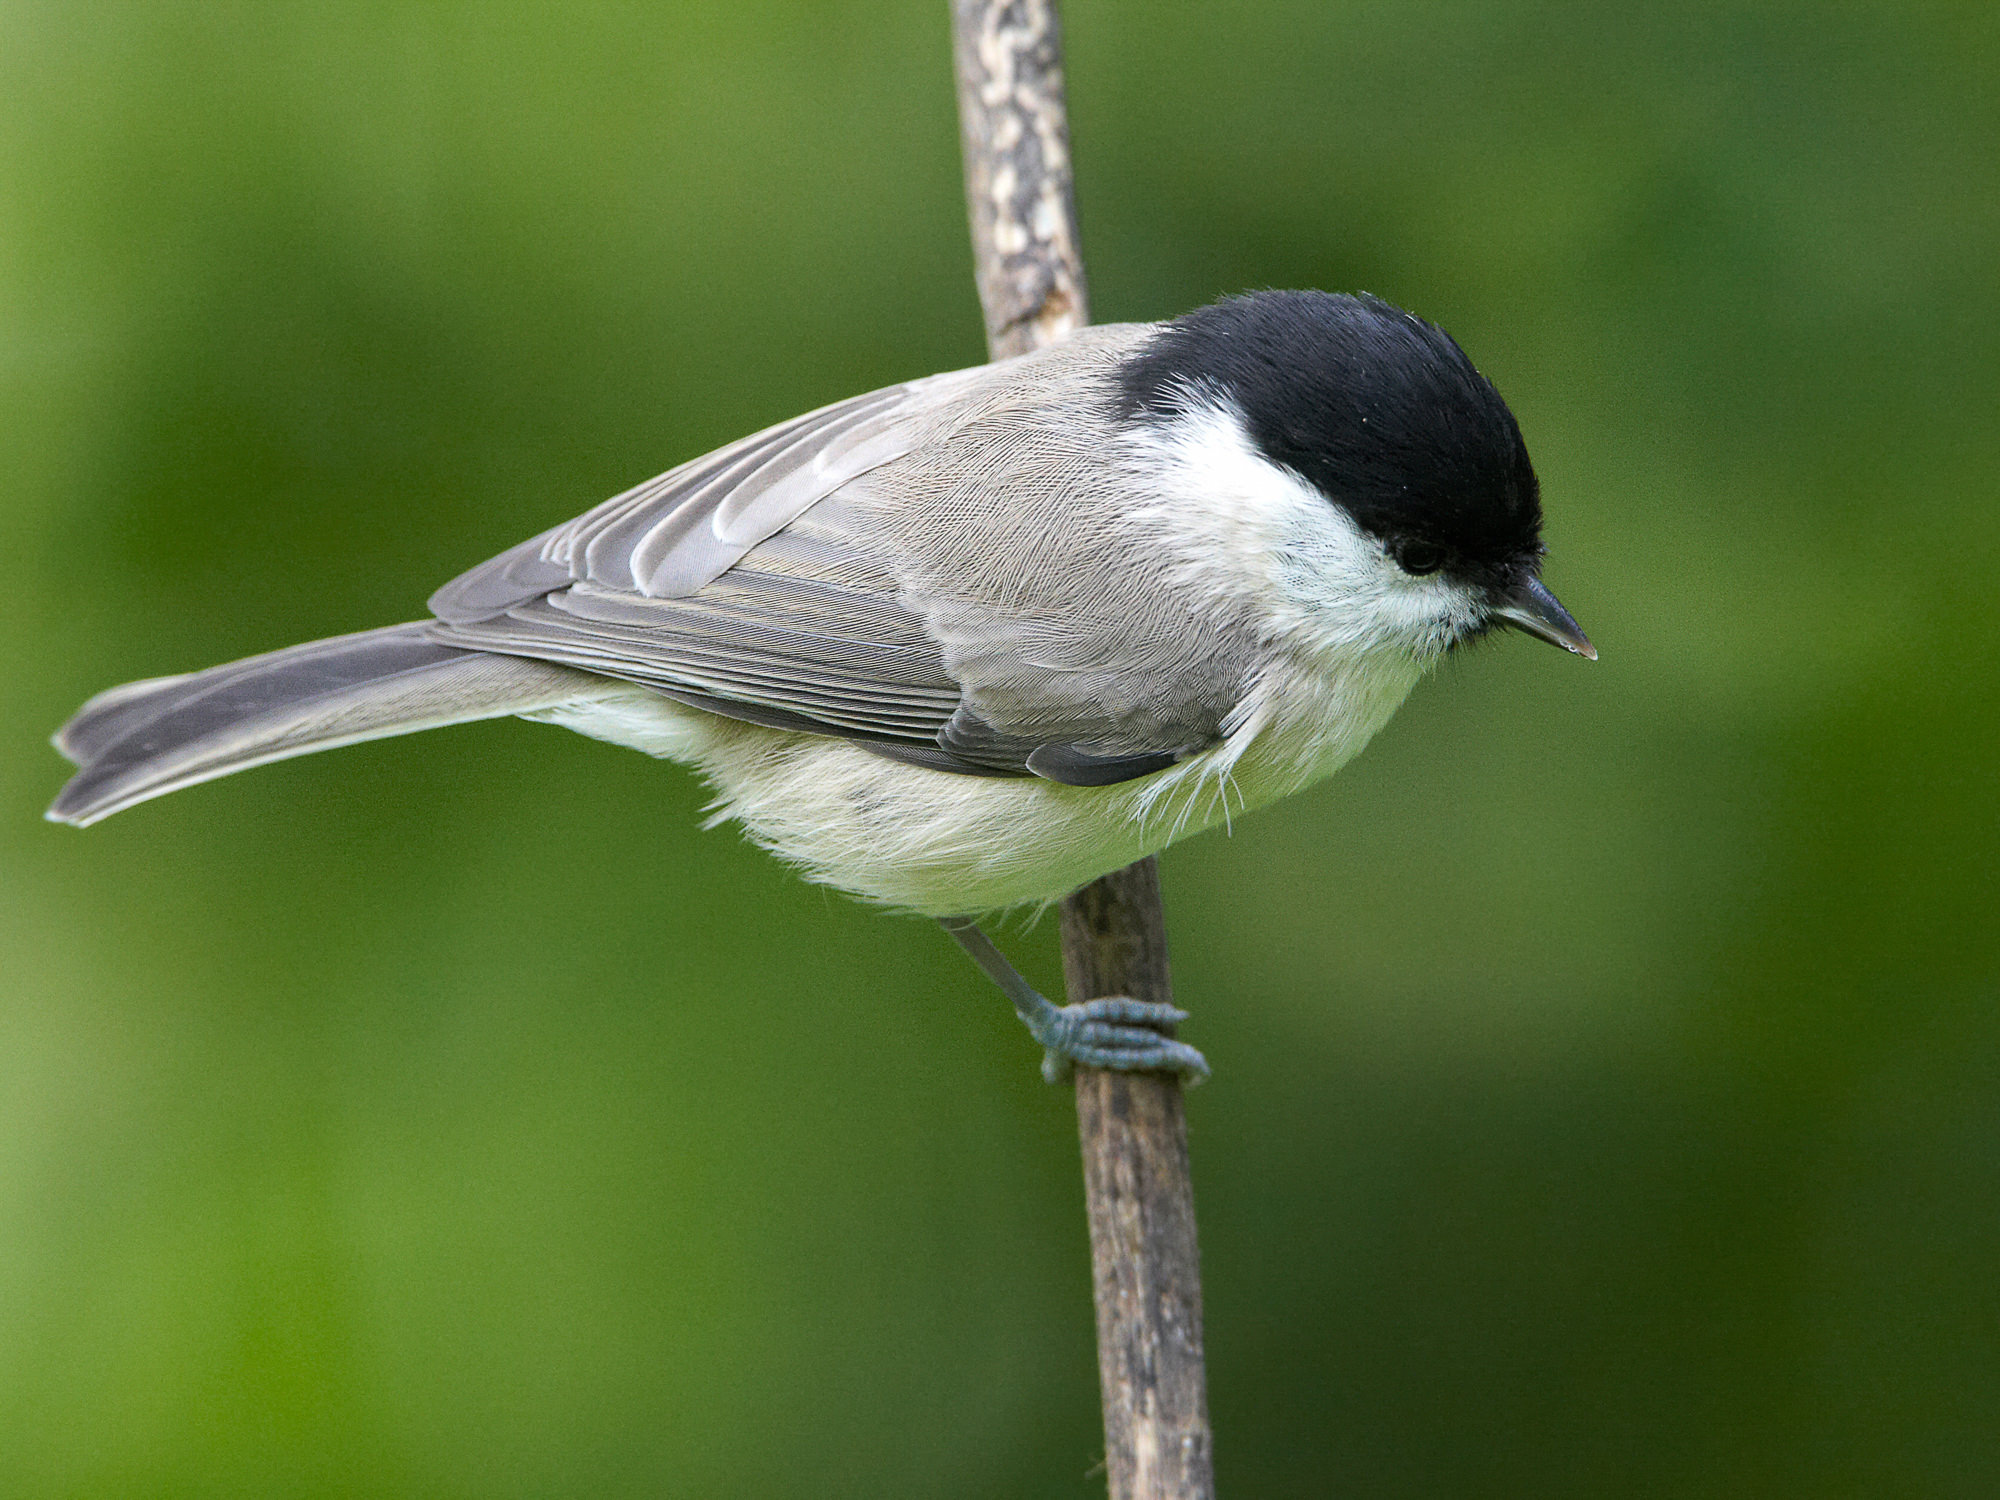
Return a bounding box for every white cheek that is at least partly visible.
[1269,519,1483,658]
[1126,400,1483,662]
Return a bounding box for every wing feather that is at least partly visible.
[425,326,1250,786]
[430,366,985,623]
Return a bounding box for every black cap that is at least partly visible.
[1114,291,1543,585]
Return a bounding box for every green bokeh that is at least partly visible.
[4,2,1996,1494]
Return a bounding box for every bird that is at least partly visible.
[48,290,1592,1081]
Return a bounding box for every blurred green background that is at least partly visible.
[3,2,1996,1494]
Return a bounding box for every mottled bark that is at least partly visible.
[951,7,1215,1498]
[950,0,1090,356]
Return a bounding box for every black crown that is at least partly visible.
[1115,291,1543,583]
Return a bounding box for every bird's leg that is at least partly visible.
[938,917,1210,1084]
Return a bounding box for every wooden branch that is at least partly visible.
[1060,862,1216,1499]
[951,7,1215,1497]
[950,0,1090,355]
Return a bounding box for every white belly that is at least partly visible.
[527,647,1421,915]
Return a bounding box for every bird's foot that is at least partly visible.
[1028,995,1211,1085]
[938,917,1210,1085]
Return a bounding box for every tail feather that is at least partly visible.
[48,623,605,827]
[55,670,205,766]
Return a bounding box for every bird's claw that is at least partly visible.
[1032,996,1210,1085]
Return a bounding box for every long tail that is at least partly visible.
[48,623,604,827]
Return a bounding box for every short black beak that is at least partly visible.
[1493,576,1596,660]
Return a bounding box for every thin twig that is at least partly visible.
[1059,862,1215,1498]
[949,5,1215,1497]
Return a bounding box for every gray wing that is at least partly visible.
[430,365,988,616]
[426,329,1247,783]
[434,492,977,761]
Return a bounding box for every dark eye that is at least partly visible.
[1395,540,1445,576]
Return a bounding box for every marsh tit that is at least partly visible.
[49,291,1592,1080]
